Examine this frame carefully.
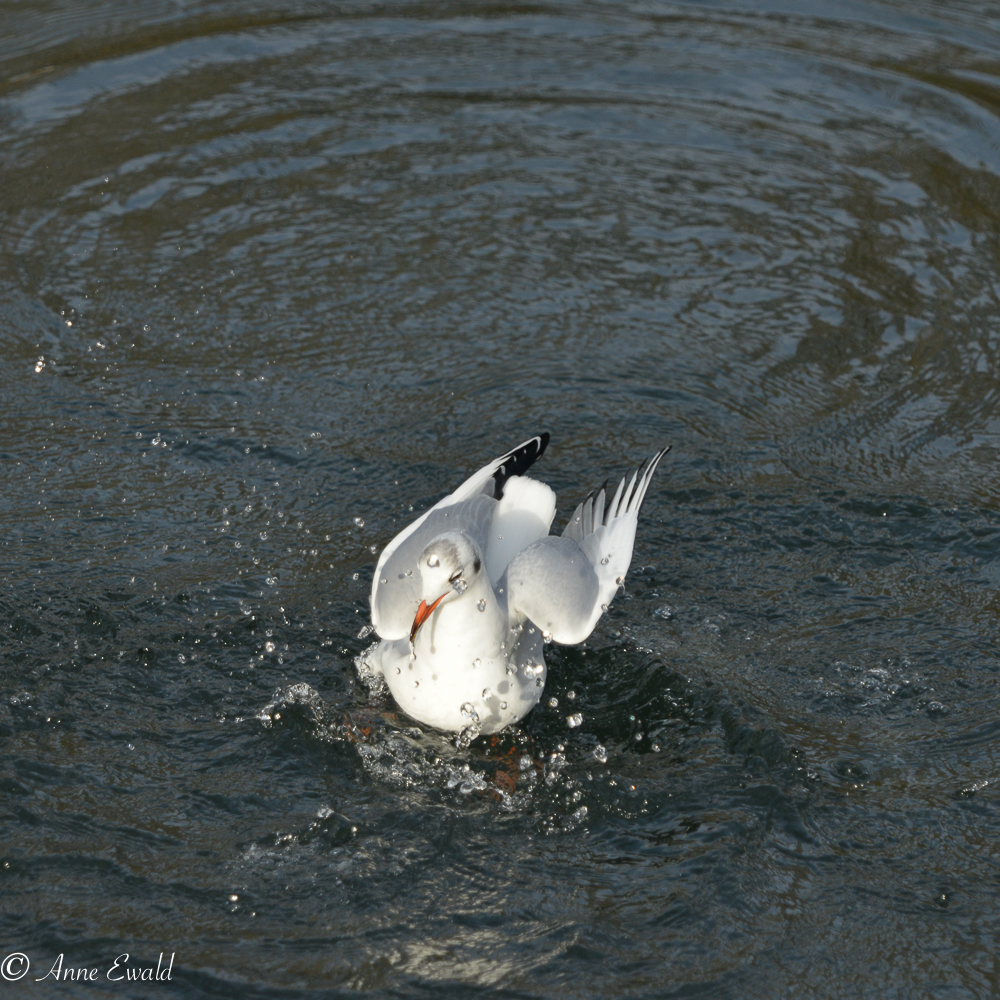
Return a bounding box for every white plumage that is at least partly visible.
[360,435,669,734]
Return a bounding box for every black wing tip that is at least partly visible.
[634,444,671,513]
[492,432,552,499]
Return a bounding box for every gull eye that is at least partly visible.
[449,570,463,585]
[427,554,439,567]
[473,556,481,573]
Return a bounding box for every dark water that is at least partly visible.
[3,1,1000,996]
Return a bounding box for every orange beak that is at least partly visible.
[410,592,448,643]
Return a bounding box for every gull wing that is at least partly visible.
[370,434,550,640]
[484,475,557,585]
[504,447,670,644]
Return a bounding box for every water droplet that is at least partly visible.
[616,575,624,586]
[542,631,553,643]
[352,572,359,581]
[482,687,493,700]
[395,667,400,674]
[460,702,479,722]
[601,555,610,565]
[473,658,482,668]
[593,744,607,763]
[497,534,503,540]
[566,690,576,701]
[380,577,387,585]
[548,697,558,709]
[477,599,486,612]
[405,569,412,577]
[499,701,507,710]
[413,680,419,688]
[427,554,439,567]
[520,755,533,770]
[506,663,517,676]
[177,654,186,664]
[566,713,583,728]
[353,517,365,527]
[601,603,608,612]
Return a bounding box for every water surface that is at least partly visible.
[3,1,1000,997]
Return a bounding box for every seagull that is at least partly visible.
[360,434,669,735]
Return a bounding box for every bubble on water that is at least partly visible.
[265,641,275,653]
[548,697,558,709]
[961,779,989,797]
[427,554,439,567]
[477,599,486,611]
[352,572,359,581]
[654,605,674,620]
[260,531,268,540]
[353,517,365,527]
[593,744,607,763]
[519,755,533,771]
[566,713,583,728]
[266,576,277,586]
[926,701,948,717]
[177,653,186,664]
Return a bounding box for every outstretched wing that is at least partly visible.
[370,434,550,640]
[505,447,670,644]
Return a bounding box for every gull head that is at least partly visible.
[410,531,484,642]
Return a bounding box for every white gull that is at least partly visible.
[360,434,669,735]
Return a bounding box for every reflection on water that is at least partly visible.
[3,1,1000,996]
